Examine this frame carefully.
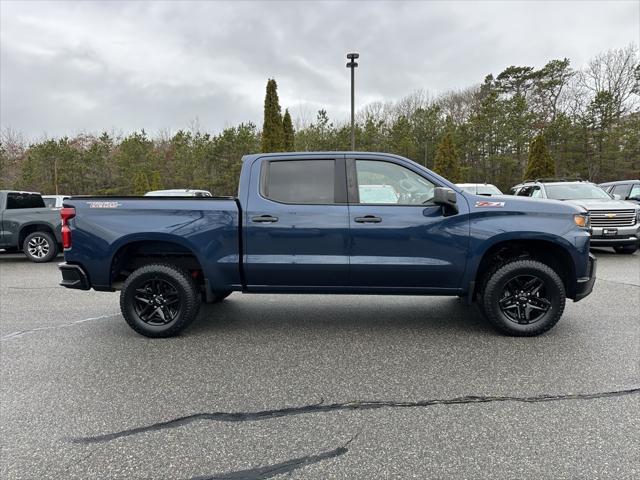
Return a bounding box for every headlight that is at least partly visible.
[574,213,590,228]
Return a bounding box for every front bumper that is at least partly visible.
[574,253,596,302]
[590,225,639,247]
[59,263,90,290]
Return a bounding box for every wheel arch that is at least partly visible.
[19,223,58,248]
[473,237,578,300]
[109,235,207,290]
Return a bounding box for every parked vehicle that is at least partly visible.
[59,152,596,338]
[456,183,503,196]
[511,179,640,254]
[0,190,62,262]
[43,195,71,209]
[599,180,640,205]
[145,189,212,197]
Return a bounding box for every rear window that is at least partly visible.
[6,193,45,209]
[263,160,336,204]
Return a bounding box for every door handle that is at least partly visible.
[251,215,279,223]
[354,215,382,223]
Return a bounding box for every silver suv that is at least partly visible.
[512,180,640,254]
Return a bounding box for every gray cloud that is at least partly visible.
[1,0,638,138]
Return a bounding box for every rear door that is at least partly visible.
[346,156,469,290]
[244,156,350,288]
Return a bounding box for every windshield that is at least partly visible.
[545,183,612,200]
[476,185,502,195]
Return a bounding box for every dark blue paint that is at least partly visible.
[62,152,592,300]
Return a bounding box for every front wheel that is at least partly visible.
[481,259,566,336]
[120,264,201,338]
[23,231,58,263]
[613,245,638,254]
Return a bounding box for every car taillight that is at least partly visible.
[60,207,75,249]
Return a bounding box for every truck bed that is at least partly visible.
[62,196,242,290]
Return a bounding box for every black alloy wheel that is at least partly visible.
[481,259,566,336]
[498,275,551,325]
[133,277,182,326]
[120,263,201,338]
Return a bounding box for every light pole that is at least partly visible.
[346,53,359,151]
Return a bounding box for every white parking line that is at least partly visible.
[1,313,120,341]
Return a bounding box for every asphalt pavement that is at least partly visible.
[1,249,638,479]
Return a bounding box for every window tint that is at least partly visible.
[264,160,336,204]
[355,160,435,205]
[517,186,534,197]
[43,197,57,208]
[6,193,45,209]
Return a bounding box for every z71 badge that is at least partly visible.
[87,201,122,209]
[475,201,505,208]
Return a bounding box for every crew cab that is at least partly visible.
[0,190,62,262]
[59,153,596,338]
[512,179,640,254]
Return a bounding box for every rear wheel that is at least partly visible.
[23,231,58,263]
[481,259,566,336]
[120,263,201,338]
[613,245,638,254]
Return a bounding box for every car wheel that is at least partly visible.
[613,245,638,254]
[23,231,58,263]
[120,263,201,338]
[481,259,566,336]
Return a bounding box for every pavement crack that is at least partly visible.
[0,314,119,341]
[189,435,356,480]
[71,387,639,444]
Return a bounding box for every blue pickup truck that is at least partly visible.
[59,152,596,337]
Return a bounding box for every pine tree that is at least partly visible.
[523,134,555,180]
[261,79,284,152]
[133,171,150,195]
[149,170,163,191]
[282,109,295,151]
[433,131,461,182]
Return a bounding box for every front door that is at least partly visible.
[347,157,469,290]
[244,156,350,288]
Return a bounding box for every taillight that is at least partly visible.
[60,207,75,249]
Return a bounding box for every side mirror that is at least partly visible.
[433,187,458,216]
[613,194,622,200]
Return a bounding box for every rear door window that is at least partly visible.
[262,160,337,204]
[6,193,45,209]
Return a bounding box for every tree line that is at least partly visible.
[1,44,638,196]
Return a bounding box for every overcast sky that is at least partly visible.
[1,0,638,139]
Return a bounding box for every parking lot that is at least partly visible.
[0,249,638,479]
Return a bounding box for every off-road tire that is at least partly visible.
[481,259,566,336]
[120,263,201,338]
[22,231,58,263]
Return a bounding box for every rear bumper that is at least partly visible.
[59,262,90,290]
[574,253,596,302]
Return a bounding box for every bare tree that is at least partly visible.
[579,43,639,117]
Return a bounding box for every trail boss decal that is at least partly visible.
[475,201,505,208]
[87,201,122,209]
